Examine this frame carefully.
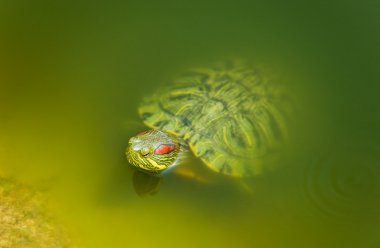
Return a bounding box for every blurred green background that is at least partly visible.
[1,0,379,247]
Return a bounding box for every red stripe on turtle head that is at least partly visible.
[154,144,176,155]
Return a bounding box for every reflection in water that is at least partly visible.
[132,170,162,197]
[301,148,379,222]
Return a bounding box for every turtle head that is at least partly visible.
[126,129,181,175]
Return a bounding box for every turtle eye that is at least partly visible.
[139,147,151,157]
[154,144,176,155]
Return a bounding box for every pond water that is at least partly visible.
[1,1,379,247]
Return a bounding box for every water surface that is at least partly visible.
[1,1,379,247]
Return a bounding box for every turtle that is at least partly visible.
[126,60,291,187]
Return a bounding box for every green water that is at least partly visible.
[1,1,379,247]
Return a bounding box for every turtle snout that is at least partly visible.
[128,137,142,151]
[129,137,137,143]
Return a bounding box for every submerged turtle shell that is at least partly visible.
[139,61,291,177]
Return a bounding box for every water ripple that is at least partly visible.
[301,148,380,222]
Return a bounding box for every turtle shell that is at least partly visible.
[138,61,291,177]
